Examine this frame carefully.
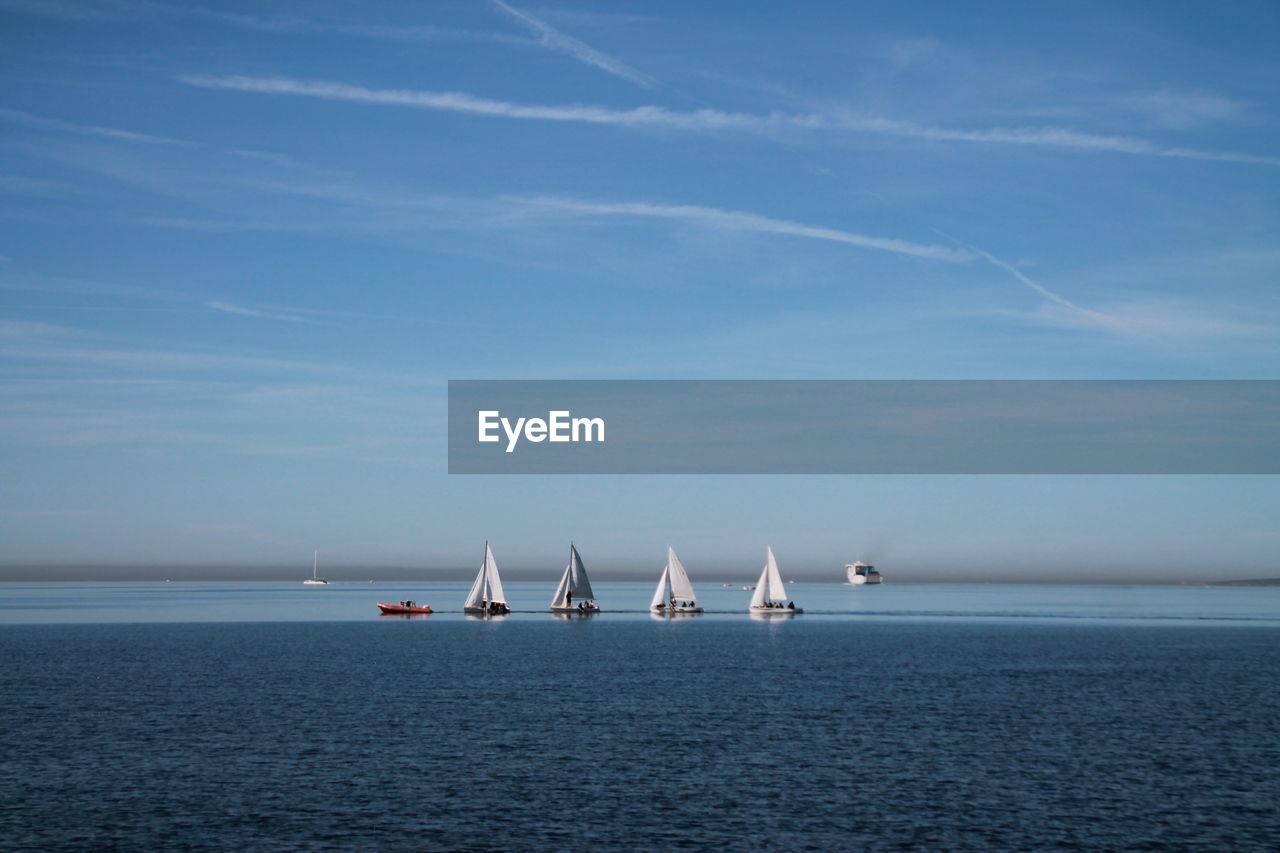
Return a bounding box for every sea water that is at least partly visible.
[1,582,1278,849]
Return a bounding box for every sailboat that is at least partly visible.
[749,546,801,613]
[650,546,703,613]
[463,542,509,615]
[549,544,598,613]
[303,550,329,585]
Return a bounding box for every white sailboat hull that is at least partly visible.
[302,579,328,586]
[549,605,599,613]
[653,605,704,614]
[751,606,803,615]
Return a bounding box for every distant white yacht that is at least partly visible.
[304,550,329,585]
[846,561,882,585]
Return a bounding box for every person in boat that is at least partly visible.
[787,601,795,610]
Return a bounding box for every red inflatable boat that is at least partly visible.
[377,601,433,615]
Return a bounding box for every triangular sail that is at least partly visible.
[551,545,596,608]
[765,546,786,602]
[550,561,572,608]
[650,564,671,610]
[666,547,696,602]
[464,569,485,608]
[568,545,595,601]
[483,544,506,604]
[749,561,769,608]
[465,543,505,608]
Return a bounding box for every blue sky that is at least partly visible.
[1,1,1278,580]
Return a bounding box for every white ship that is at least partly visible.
[846,561,882,585]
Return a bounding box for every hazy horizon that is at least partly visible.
[1,559,1274,585]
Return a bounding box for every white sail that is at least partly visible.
[551,544,596,608]
[650,564,671,610]
[465,543,505,608]
[568,545,594,600]
[765,545,786,602]
[550,561,572,608]
[464,557,486,609]
[483,545,506,604]
[749,561,769,609]
[667,547,697,602]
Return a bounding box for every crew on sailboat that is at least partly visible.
[749,546,803,614]
[650,547,704,614]
[465,543,510,616]
[550,545,599,613]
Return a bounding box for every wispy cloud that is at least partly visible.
[0,0,528,45]
[0,173,86,198]
[1006,299,1279,342]
[1115,90,1250,131]
[945,238,1280,345]
[179,75,758,129]
[0,107,191,147]
[135,216,320,234]
[0,341,333,374]
[0,106,299,169]
[205,301,311,323]
[0,323,440,459]
[491,0,653,87]
[944,237,1123,332]
[178,75,1280,167]
[513,196,974,262]
[844,115,1280,167]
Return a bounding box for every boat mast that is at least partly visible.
[313,549,318,580]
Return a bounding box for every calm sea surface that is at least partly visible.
[2,582,1278,849]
